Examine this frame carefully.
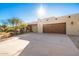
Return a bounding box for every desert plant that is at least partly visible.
[0,17,28,36]
[0,25,8,32]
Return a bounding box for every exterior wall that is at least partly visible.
[38,20,43,33]
[66,14,79,35]
[37,14,79,35]
[31,24,38,32]
[38,17,67,33]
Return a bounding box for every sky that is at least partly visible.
[0,3,79,24]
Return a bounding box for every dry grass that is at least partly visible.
[0,32,12,41]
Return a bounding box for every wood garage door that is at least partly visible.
[43,23,66,34]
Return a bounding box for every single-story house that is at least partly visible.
[30,13,79,35]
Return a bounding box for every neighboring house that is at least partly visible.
[30,13,79,35]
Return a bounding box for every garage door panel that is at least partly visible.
[43,23,66,34]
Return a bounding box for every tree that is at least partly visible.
[7,17,22,34]
[8,17,22,27]
[19,23,28,33]
[19,23,28,29]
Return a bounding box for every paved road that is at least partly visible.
[16,33,79,56]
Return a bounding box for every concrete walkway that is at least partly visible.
[0,37,30,56]
[17,33,79,56]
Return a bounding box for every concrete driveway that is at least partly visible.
[16,33,79,56]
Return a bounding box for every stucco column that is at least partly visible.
[37,19,43,33]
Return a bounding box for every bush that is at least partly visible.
[0,32,12,39]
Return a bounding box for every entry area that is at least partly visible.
[43,23,66,34]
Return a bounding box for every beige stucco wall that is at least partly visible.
[66,14,79,35]
[38,20,43,33]
[37,14,79,35]
[38,16,67,33]
[32,25,38,32]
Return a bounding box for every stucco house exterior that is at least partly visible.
[28,21,38,32]
[30,13,79,35]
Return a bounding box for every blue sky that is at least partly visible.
[0,3,79,24]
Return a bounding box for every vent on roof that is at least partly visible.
[46,19,49,21]
[55,18,57,20]
[68,16,71,18]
